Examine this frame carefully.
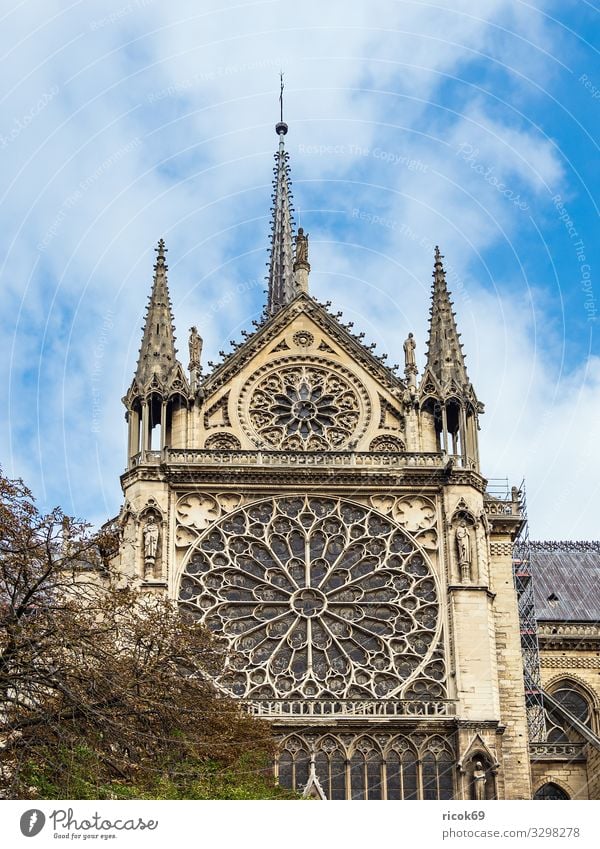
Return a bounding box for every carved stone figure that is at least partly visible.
[456,521,471,582]
[188,326,202,368]
[295,227,309,265]
[403,332,416,368]
[472,760,487,800]
[143,515,159,565]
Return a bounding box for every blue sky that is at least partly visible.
[0,0,598,539]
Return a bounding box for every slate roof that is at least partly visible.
[530,542,600,621]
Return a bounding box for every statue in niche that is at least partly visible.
[143,514,160,576]
[455,521,472,582]
[188,326,202,369]
[472,760,487,801]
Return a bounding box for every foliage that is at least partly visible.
[0,468,292,799]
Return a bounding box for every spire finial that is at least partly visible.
[267,77,296,315]
[275,71,288,136]
[155,238,167,267]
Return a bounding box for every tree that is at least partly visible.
[0,469,291,799]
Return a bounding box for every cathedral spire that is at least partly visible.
[424,246,469,390]
[266,78,298,315]
[135,238,178,389]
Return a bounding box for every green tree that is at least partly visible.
[0,469,293,799]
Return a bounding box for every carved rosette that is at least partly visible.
[239,359,370,450]
[175,492,245,548]
[178,495,446,701]
[370,494,438,551]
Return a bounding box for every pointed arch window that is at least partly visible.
[534,783,569,800]
[421,739,454,800]
[314,740,347,800]
[350,742,383,800]
[545,681,594,742]
[386,746,418,800]
[277,733,455,799]
[278,739,310,792]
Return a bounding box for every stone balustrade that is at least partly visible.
[244,698,455,718]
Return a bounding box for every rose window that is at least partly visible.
[178,496,445,700]
[245,365,364,450]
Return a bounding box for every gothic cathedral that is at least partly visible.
[110,118,600,800]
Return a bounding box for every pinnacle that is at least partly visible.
[132,238,181,392]
[423,246,470,392]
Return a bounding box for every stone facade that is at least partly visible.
[107,123,599,800]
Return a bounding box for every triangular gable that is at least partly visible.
[200,292,406,398]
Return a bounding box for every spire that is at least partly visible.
[420,247,482,470]
[134,239,178,389]
[266,76,298,315]
[424,246,470,389]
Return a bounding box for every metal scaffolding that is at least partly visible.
[512,482,546,742]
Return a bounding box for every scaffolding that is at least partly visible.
[512,481,546,742]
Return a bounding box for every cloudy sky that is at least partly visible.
[0,1,598,539]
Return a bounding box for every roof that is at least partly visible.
[531,542,600,621]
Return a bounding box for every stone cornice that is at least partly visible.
[448,585,496,601]
[537,621,600,650]
[121,448,488,492]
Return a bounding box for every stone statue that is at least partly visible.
[143,515,159,564]
[295,227,309,265]
[188,326,202,368]
[456,521,471,582]
[403,332,416,368]
[472,760,487,801]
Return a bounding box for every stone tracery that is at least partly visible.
[178,495,446,701]
[242,362,367,450]
[277,732,455,799]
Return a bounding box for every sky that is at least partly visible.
[0,0,598,540]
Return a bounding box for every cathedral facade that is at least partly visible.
[110,119,600,800]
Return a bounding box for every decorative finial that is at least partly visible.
[276,71,288,136]
[155,238,167,266]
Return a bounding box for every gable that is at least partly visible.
[197,295,409,453]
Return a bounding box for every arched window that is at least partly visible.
[552,688,591,725]
[545,682,594,742]
[314,739,347,800]
[277,739,310,792]
[534,783,569,800]
[278,734,455,799]
[350,740,383,800]
[386,745,418,800]
[421,739,454,800]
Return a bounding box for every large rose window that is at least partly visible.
[243,364,366,450]
[178,496,445,700]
